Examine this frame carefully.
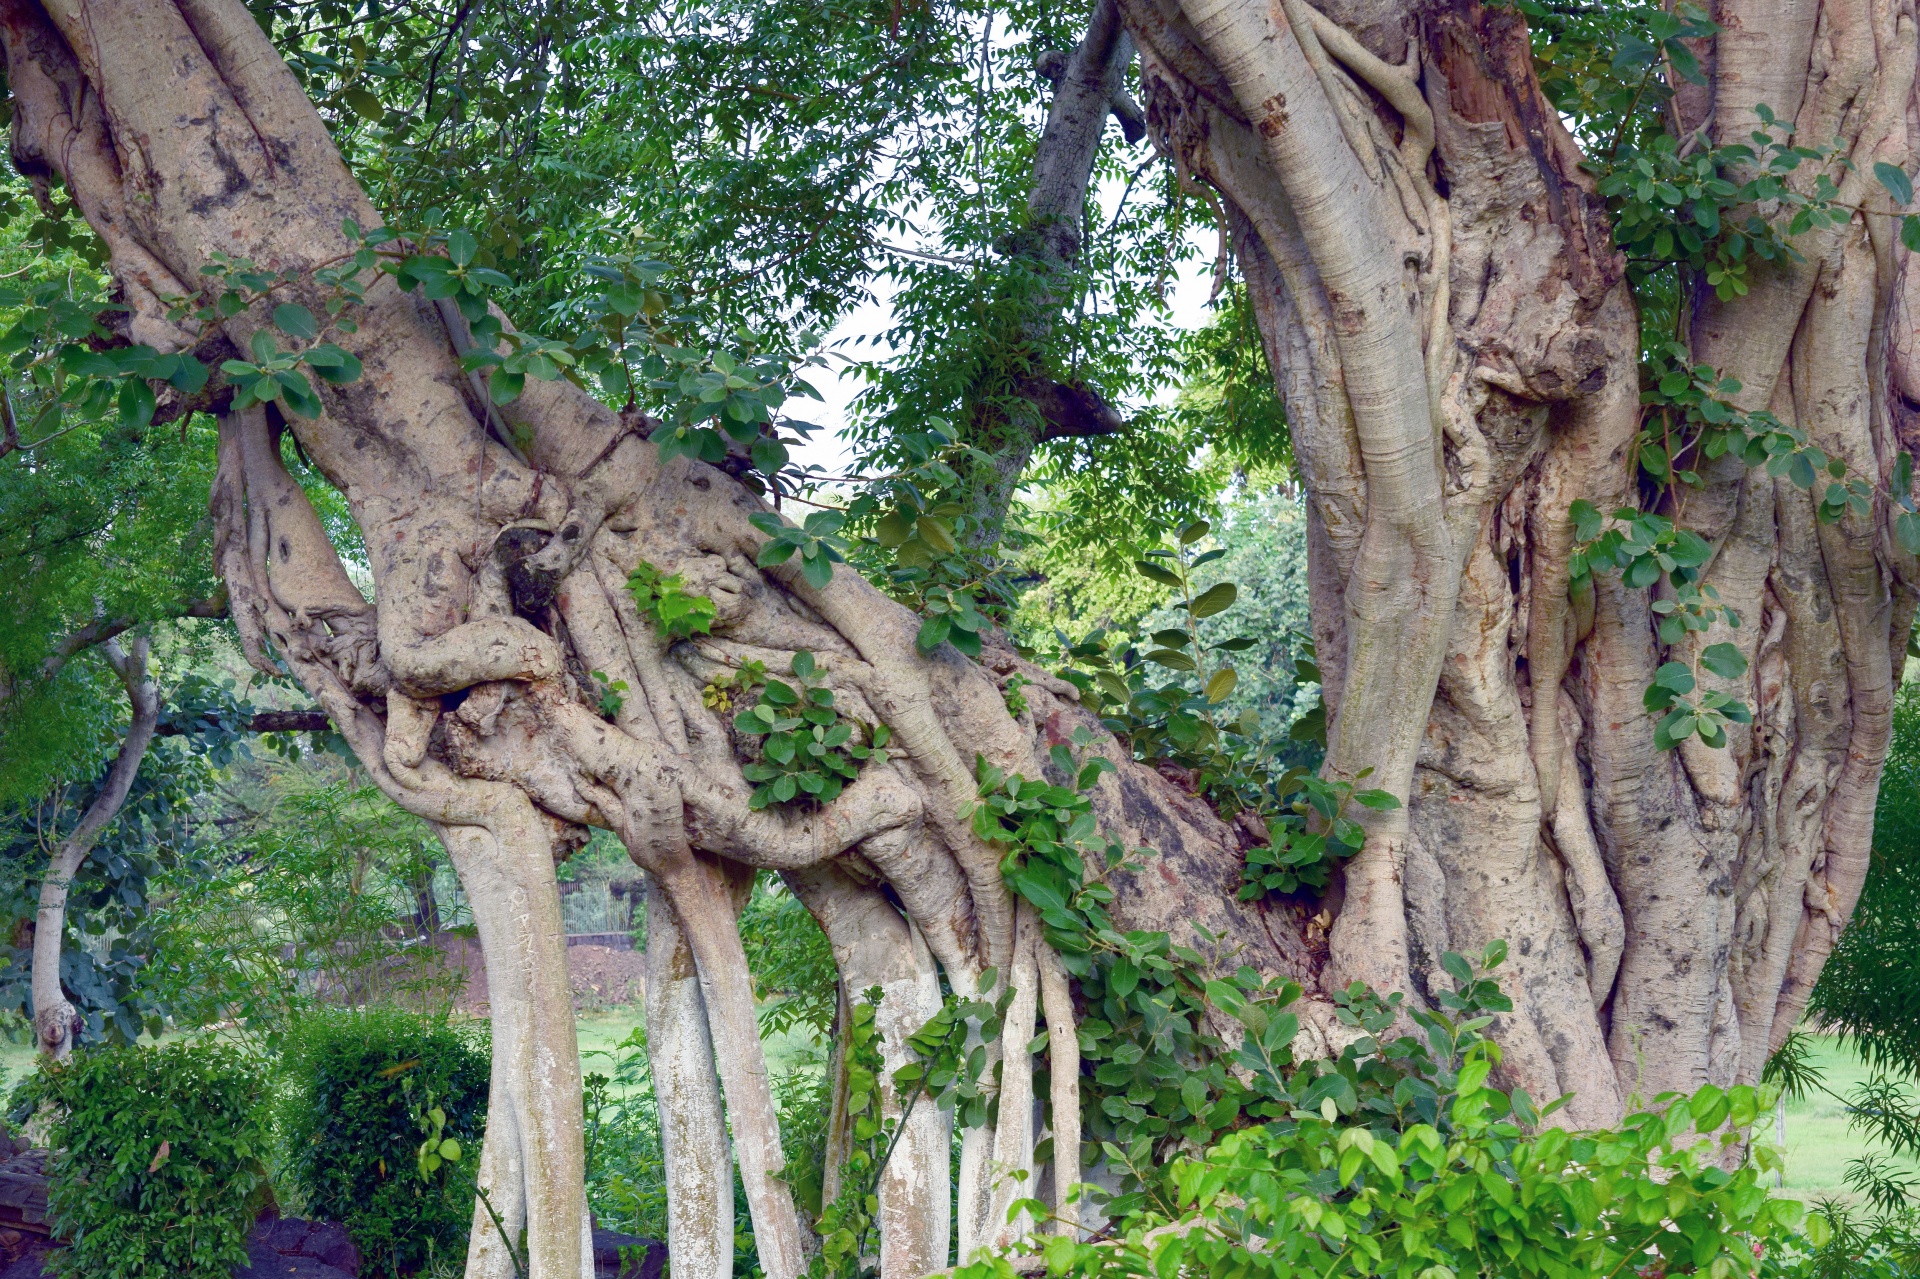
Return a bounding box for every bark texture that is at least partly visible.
[0,4,1297,1276]
[1124,0,1919,1120]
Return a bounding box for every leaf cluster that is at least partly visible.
[962,734,1465,1211]
[275,1007,490,1278]
[731,651,892,810]
[1018,1073,1801,1279]
[803,990,906,1279]
[625,560,717,641]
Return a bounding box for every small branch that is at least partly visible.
[36,590,228,687]
[156,709,332,737]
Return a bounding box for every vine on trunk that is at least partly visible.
[1538,6,1920,751]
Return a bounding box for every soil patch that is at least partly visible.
[434,936,646,1015]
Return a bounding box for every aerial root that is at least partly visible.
[1037,941,1082,1236]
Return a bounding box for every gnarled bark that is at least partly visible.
[1126,0,1917,1119]
[0,5,1287,1277]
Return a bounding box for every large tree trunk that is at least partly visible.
[0,5,1285,1276]
[1123,0,1919,1120]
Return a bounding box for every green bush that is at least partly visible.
[24,1038,269,1279]
[278,1007,489,1277]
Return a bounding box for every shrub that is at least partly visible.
[24,1038,270,1279]
[278,1007,489,1277]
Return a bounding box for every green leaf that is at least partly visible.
[1899,510,1920,556]
[447,228,479,268]
[272,303,318,342]
[1144,648,1195,672]
[117,377,156,428]
[490,370,525,405]
[1877,161,1914,206]
[1203,668,1237,703]
[915,516,957,554]
[916,615,950,652]
[1699,643,1748,680]
[342,85,385,122]
[1187,582,1238,618]
[1134,560,1182,588]
[304,344,363,385]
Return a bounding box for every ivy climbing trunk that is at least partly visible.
[1123,0,1920,1118]
[0,5,1298,1278]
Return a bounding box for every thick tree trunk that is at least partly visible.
[32,635,158,1060]
[1124,0,1919,1117]
[0,5,1284,1276]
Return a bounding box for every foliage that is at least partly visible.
[1811,682,1920,1075]
[626,560,718,641]
[22,1038,270,1279]
[804,990,920,1279]
[752,509,855,593]
[140,781,460,1048]
[276,1007,490,1278]
[731,651,894,810]
[0,666,304,1047]
[966,1073,1802,1279]
[1516,0,1920,751]
[581,1030,669,1249]
[965,731,1399,1194]
[1025,516,1361,897]
[1758,1030,1920,1277]
[1131,490,1316,737]
[830,423,1025,652]
[583,1021,837,1278]
[944,766,1815,1274]
[740,873,841,1039]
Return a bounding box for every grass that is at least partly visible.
[1774,1035,1920,1201]
[574,998,825,1098]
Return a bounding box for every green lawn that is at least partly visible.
[1773,1035,1919,1201]
[574,999,826,1097]
[0,1035,34,1093]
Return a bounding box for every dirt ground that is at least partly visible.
[433,936,646,1016]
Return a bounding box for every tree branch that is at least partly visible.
[156,708,332,737]
[1023,377,1126,441]
[34,589,229,687]
[34,635,159,1059]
